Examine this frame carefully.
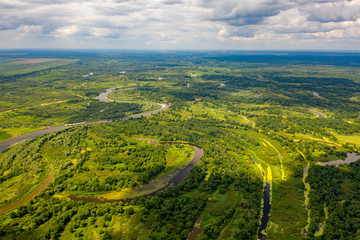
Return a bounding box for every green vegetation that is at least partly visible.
[306,163,360,239]
[0,57,165,134]
[0,130,12,142]
[0,50,360,239]
[107,88,160,113]
[0,58,78,76]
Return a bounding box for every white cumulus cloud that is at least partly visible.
[0,0,359,49]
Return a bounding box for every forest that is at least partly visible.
[0,50,360,240]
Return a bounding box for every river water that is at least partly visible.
[318,152,360,166]
[68,143,204,203]
[250,154,270,239]
[309,110,325,118]
[0,168,53,214]
[258,183,271,240]
[0,126,69,153]
[0,88,170,212]
[94,87,117,102]
[0,88,169,154]
[301,153,360,235]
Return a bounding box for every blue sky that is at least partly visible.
[1,0,360,50]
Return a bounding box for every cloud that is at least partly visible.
[305,1,360,22]
[53,25,80,38]
[208,0,360,48]
[0,0,359,49]
[203,0,294,25]
[161,0,184,5]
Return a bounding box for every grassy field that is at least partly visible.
[0,127,46,142]
[334,133,360,145]
[0,58,78,76]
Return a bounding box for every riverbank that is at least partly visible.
[309,110,325,118]
[318,152,360,166]
[68,142,204,204]
[0,87,170,213]
[0,167,53,214]
[0,88,169,154]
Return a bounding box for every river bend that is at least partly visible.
[0,88,170,212]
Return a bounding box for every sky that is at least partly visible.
[0,0,360,50]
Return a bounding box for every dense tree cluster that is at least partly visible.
[307,162,360,239]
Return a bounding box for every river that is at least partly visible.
[309,110,325,118]
[302,152,360,236]
[0,89,169,154]
[258,183,271,240]
[68,142,204,204]
[249,154,271,240]
[318,152,360,166]
[94,87,117,102]
[0,87,170,212]
[0,167,53,214]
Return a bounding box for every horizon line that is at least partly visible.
[0,48,360,53]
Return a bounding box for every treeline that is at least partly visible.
[40,127,172,192]
[307,163,360,239]
[0,109,265,239]
[69,101,143,122]
[255,114,360,135]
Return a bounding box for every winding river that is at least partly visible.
[0,88,170,212]
[309,110,325,118]
[68,142,204,204]
[0,90,169,154]
[4,86,344,240]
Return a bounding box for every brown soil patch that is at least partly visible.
[11,58,58,64]
[188,212,205,240]
[0,167,53,214]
